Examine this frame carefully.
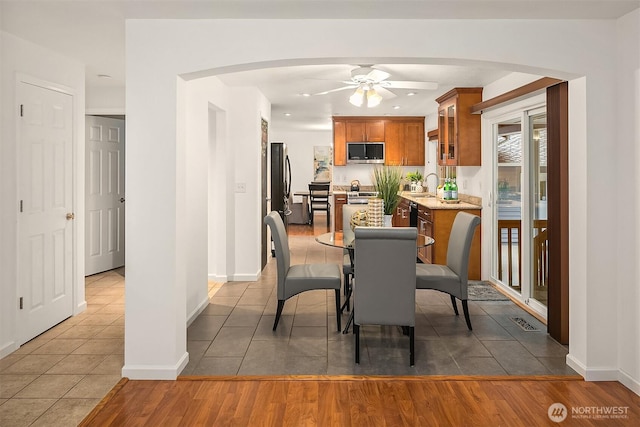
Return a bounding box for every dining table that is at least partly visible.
[315,230,435,333]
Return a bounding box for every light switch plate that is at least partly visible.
[235,182,246,193]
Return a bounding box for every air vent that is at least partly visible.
[510,317,540,331]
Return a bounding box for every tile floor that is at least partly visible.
[0,270,125,426]
[0,213,577,425]
[182,230,577,377]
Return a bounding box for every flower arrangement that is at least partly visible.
[372,165,403,215]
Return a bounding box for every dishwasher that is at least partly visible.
[409,201,423,263]
[409,201,419,228]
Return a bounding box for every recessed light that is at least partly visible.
[393,105,401,110]
[407,92,416,96]
[97,74,112,79]
[284,113,292,117]
[300,93,311,97]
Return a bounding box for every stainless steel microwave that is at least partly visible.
[347,142,385,164]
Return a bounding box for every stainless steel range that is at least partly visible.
[346,191,378,204]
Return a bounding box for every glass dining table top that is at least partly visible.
[315,231,434,249]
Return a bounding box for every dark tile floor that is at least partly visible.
[182,218,577,377]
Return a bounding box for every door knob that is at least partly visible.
[119,197,125,203]
[66,213,75,220]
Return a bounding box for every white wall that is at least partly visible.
[86,85,125,115]
[615,8,640,391]
[0,31,85,356]
[124,17,638,392]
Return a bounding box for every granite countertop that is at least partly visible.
[332,189,482,210]
[400,192,482,210]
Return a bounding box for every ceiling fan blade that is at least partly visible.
[314,85,357,95]
[373,86,397,99]
[384,80,438,90]
[366,68,391,82]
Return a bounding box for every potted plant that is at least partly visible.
[372,165,403,225]
[406,170,424,192]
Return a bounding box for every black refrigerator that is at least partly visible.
[270,142,292,228]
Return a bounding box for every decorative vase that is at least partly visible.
[367,198,384,227]
[383,214,393,227]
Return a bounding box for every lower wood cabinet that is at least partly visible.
[393,198,410,227]
[416,205,481,281]
[334,194,347,231]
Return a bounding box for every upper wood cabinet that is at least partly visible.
[385,119,424,166]
[345,120,385,142]
[436,88,482,166]
[333,120,347,166]
[333,116,425,166]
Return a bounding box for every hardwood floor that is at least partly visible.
[80,376,640,426]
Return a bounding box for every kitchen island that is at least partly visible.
[398,192,482,280]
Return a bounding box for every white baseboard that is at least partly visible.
[74,300,87,315]
[566,353,622,381]
[566,353,586,377]
[121,352,189,380]
[229,270,260,281]
[187,296,209,327]
[208,273,228,282]
[618,369,640,396]
[0,341,18,359]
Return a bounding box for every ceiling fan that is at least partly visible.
[315,65,438,107]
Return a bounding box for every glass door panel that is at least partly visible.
[495,119,522,294]
[529,113,548,307]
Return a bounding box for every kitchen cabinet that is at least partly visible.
[333,120,347,166]
[346,120,385,142]
[385,119,425,166]
[414,201,481,280]
[333,116,425,166]
[393,198,411,227]
[334,193,347,231]
[436,88,482,166]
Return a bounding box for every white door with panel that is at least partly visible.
[17,81,74,344]
[85,116,125,276]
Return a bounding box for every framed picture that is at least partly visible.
[313,146,332,182]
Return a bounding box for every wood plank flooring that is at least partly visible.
[80,376,640,426]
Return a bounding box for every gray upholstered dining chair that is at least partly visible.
[354,227,418,366]
[264,211,342,331]
[416,211,481,330]
[341,204,361,311]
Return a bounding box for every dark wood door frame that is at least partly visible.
[546,82,569,344]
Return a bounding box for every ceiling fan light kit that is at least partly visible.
[349,86,365,107]
[321,65,437,108]
[366,88,382,107]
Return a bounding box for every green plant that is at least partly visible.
[406,170,423,183]
[372,165,403,215]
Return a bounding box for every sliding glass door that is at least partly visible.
[492,108,548,317]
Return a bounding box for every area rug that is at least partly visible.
[467,281,509,301]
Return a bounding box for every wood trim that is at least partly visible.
[332,116,424,121]
[470,77,563,114]
[435,87,482,104]
[177,375,583,382]
[427,129,438,140]
[546,82,569,345]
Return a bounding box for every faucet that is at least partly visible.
[424,173,439,196]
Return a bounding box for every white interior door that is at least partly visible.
[17,81,74,344]
[85,116,125,276]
